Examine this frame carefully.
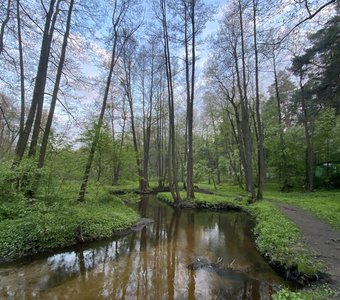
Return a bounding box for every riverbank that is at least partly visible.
[0,188,139,262]
[157,188,339,299]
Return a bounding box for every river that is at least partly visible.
[0,195,291,299]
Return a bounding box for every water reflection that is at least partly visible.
[0,195,289,299]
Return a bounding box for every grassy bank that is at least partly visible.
[0,185,139,261]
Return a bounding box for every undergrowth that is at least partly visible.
[0,191,138,260]
[273,285,339,300]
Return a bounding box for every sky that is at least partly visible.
[49,0,336,142]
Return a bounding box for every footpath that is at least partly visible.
[275,203,340,291]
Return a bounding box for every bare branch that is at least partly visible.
[0,105,16,133]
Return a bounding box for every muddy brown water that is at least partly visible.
[0,195,293,299]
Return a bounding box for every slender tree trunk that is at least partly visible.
[156,80,165,189]
[79,11,122,202]
[299,73,314,191]
[38,0,74,169]
[14,0,57,164]
[253,0,264,201]
[16,0,25,136]
[142,53,154,191]
[28,0,61,158]
[184,2,190,193]
[233,43,254,198]
[273,54,288,190]
[113,101,127,185]
[225,107,245,189]
[161,0,181,204]
[0,0,11,55]
[210,113,220,185]
[186,0,195,200]
[124,58,143,190]
[238,0,255,200]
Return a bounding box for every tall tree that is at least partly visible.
[28,0,62,158]
[14,0,59,163]
[79,0,138,202]
[38,0,75,169]
[159,0,181,205]
[16,0,25,137]
[252,0,264,200]
[120,36,143,190]
[237,0,255,200]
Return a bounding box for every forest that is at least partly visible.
[0,0,339,299]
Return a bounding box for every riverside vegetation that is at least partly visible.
[0,160,139,261]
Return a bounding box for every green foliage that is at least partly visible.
[262,95,306,188]
[193,160,211,183]
[292,16,340,112]
[314,110,340,179]
[157,192,175,205]
[273,286,338,300]
[0,190,139,259]
[250,201,322,276]
[194,192,248,209]
[78,123,138,185]
[157,190,248,209]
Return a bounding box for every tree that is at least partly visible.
[38,0,75,169]
[120,35,143,190]
[236,0,256,200]
[291,63,314,191]
[0,93,19,156]
[252,0,265,200]
[79,0,139,202]
[16,0,25,137]
[159,0,181,205]
[267,70,296,189]
[0,0,12,55]
[14,0,60,163]
[293,16,340,113]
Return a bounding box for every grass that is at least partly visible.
[265,183,340,230]
[157,190,247,207]
[250,201,323,276]
[272,286,339,300]
[0,184,139,260]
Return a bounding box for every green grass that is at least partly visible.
[250,201,323,276]
[0,187,139,260]
[265,184,340,230]
[272,286,339,300]
[157,190,248,208]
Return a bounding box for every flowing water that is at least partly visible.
[0,195,291,299]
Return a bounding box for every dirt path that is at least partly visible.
[275,203,340,290]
